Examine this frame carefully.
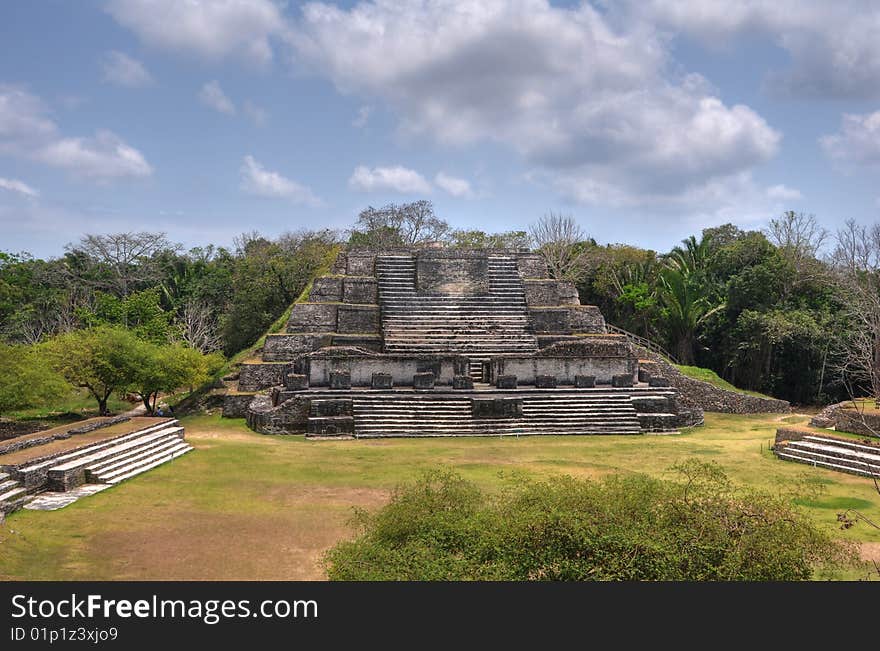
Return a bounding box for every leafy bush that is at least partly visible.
[325,463,856,581]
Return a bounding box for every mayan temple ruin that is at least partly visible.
[226,248,703,437]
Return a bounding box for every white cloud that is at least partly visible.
[38,130,153,179]
[0,85,56,146]
[292,1,779,207]
[0,177,38,197]
[620,1,880,99]
[243,100,268,126]
[240,155,321,205]
[0,86,152,181]
[352,105,371,128]
[434,172,474,198]
[199,81,236,115]
[349,165,432,194]
[820,110,880,166]
[106,0,286,65]
[101,51,153,87]
[766,184,803,200]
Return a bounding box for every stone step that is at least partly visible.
[802,435,880,456]
[17,420,178,475]
[0,485,27,504]
[786,440,880,465]
[776,449,880,479]
[95,444,193,485]
[50,427,184,474]
[0,472,8,482]
[0,479,19,492]
[85,435,187,478]
[46,426,185,491]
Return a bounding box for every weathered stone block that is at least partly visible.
[311,399,352,417]
[612,374,634,388]
[343,277,378,304]
[223,393,256,417]
[574,375,596,388]
[307,416,354,436]
[535,374,557,388]
[496,374,518,389]
[516,254,549,278]
[472,397,523,418]
[453,375,474,389]
[337,305,380,334]
[569,306,605,333]
[346,253,375,276]
[286,303,338,333]
[638,368,652,383]
[371,372,393,389]
[649,376,670,387]
[263,333,330,360]
[330,371,351,389]
[523,280,579,306]
[285,373,309,391]
[413,372,435,389]
[309,276,343,302]
[238,363,289,391]
[416,255,489,295]
[528,308,571,333]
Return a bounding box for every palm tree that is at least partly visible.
[659,234,723,364]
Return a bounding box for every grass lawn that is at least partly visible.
[674,365,774,399]
[1,412,878,580]
[6,389,134,422]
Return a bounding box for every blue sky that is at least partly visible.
[1,1,880,258]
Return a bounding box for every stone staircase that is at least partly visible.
[0,471,28,514]
[0,420,192,514]
[349,390,644,437]
[376,254,538,355]
[775,434,880,479]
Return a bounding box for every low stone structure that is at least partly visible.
[229,247,705,437]
[637,350,790,414]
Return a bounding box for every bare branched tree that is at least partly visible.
[766,211,829,290]
[529,212,594,282]
[829,221,880,406]
[351,200,450,247]
[65,231,177,298]
[175,300,223,353]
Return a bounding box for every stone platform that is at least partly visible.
[231,247,703,437]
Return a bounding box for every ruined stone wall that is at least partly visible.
[246,394,310,435]
[638,350,790,414]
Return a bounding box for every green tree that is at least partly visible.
[0,344,70,417]
[131,342,220,414]
[42,327,142,415]
[78,288,173,343]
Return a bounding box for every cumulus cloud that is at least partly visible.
[199,81,236,115]
[434,172,474,198]
[765,184,803,200]
[619,1,880,99]
[820,110,880,166]
[38,130,153,179]
[106,0,286,65]
[349,165,432,194]
[240,155,321,205]
[0,177,38,197]
[291,1,779,206]
[0,85,152,181]
[101,51,153,87]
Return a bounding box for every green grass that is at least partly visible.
[6,389,134,421]
[674,364,774,399]
[0,411,877,580]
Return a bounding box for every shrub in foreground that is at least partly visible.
[325,463,856,581]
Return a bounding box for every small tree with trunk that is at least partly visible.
[41,326,142,415]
